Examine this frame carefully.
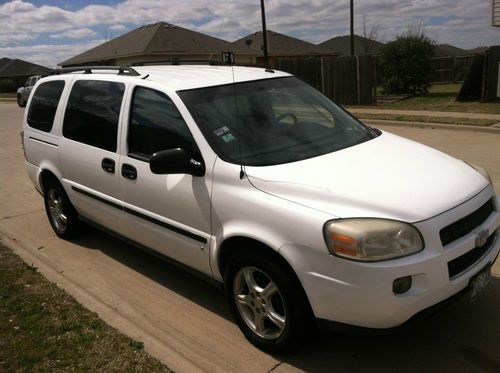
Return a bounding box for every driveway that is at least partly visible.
[1,102,499,372]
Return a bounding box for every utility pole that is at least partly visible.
[350,0,354,56]
[260,0,269,67]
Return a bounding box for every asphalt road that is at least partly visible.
[1,102,499,372]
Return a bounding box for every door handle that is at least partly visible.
[121,163,137,180]
[101,158,115,173]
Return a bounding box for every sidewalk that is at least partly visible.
[346,108,500,121]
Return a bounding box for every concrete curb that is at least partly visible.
[361,119,500,134]
[348,108,500,121]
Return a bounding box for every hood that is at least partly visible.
[245,131,488,222]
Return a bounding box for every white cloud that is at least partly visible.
[0,32,35,45]
[109,24,127,31]
[49,28,97,39]
[0,39,105,68]
[1,0,499,66]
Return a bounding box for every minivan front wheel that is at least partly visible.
[43,180,81,238]
[225,251,311,353]
[233,266,286,340]
[17,95,26,108]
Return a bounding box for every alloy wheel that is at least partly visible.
[47,188,67,232]
[233,266,286,340]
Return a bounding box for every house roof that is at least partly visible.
[0,58,51,77]
[318,34,385,56]
[0,57,13,70]
[61,22,256,66]
[434,44,467,57]
[466,46,488,55]
[233,30,337,56]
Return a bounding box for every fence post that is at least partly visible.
[452,56,457,83]
[481,50,488,102]
[373,56,377,105]
[356,55,361,105]
[320,57,325,93]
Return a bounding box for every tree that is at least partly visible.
[360,16,380,55]
[379,24,435,95]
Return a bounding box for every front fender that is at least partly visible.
[209,220,287,281]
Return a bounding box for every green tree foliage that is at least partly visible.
[380,25,435,95]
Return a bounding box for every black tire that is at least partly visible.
[17,95,26,108]
[43,179,81,238]
[224,250,313,354]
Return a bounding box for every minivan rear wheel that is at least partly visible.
[224,251,311,353]
[43,180,81,238]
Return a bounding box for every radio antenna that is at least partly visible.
[231,65,245,179]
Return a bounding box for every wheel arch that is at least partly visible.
[39,166,63,194]
[217,236,313,310]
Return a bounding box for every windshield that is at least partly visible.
[179,77,376,166]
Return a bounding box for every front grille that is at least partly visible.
[447,232,496,279]
[440,199,495,247]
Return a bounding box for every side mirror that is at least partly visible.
[150,148,205,177]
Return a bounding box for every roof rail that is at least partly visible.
[131,59,225,66]
[51,66,140,76]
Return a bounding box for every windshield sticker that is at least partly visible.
[222,133,236,143]
[214,126,230,136]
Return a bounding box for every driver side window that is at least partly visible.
[128,86,195,160]
[270,91,335,127]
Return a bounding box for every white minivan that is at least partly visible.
[22,65,499,353]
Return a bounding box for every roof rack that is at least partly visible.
[51,66,140,76]
[131,59,225,66]
[132,52,236,67]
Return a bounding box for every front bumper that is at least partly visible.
[280,187,500,329]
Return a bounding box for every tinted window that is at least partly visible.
[63,80,125,152]
[128,87,193,159]
[27,80,65,132]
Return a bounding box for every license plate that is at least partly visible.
[469,264,491,301]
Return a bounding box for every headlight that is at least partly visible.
[466,162,492,184]
[324,218,424,262]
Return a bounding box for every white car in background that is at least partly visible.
[17,75,42,107]
[21,64,499,353]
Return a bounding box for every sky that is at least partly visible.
[1,0,499,68]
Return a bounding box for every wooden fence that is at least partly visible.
[428,55,479,83]
[271,55,376,105]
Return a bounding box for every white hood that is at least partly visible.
[245,131,488,222]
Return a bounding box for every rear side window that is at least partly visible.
[63,80,125,152]
[128,86,194,159]
[27,80,65,132]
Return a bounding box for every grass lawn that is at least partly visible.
[0,241,170,372]
[357,113,498,127]
[372,84,500,115]
[0,93,16,99]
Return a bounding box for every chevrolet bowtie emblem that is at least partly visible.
[475,229,489,248]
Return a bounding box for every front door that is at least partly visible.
[119,85,212,275]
